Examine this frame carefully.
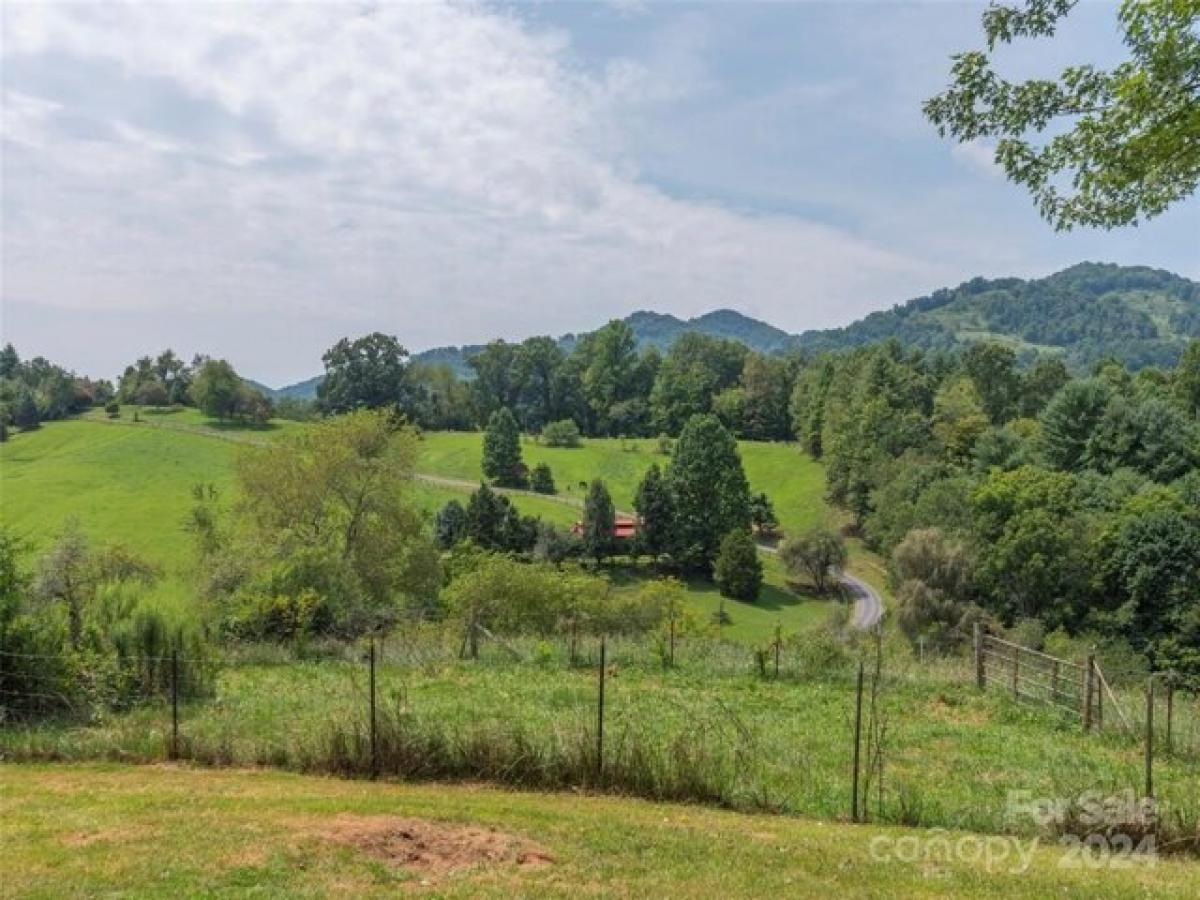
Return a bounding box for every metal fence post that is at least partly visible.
[596,635,607,780]
[774,623,781,679]
[1083,653,1095,732]
[973,623,984,690]
[369,639,378,779]
[851,660,864,823]
[170,647,179,761]
[1145,677,1154,799]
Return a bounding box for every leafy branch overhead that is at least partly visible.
[925,0,1200,230]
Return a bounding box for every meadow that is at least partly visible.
[3,629,1198,846]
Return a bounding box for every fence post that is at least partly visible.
[369,639,378,779]
[1095,661,1104,730]
[774,623,781,679]
[668,613,676,668]
[1144,677,1154,800]
[1083,653,1095,732]
[570,617,578,667]
[851,660,864,823]
[1165,681,1174,756]
[973,623,984,690]
[1011,645,1020,699]
[596,636,607,780]
[1051,660,1059,701]
[170,647,179,761]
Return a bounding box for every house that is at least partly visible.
[571,515,639,540]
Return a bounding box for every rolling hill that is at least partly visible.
[268,262,1199,397]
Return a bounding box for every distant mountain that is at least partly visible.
[266,263,1200,398]
[793,262,1200,370]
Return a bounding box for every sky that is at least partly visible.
[2,1,1197,386]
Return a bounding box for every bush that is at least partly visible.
[104,401,120,419]
[542,419,582,448]
[779,528,847,594]
[713,530,762,603]
[529,463,555,494]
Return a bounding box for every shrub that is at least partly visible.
[104,401,120,419]
[713,530,762,603]
[529,463,555,494]
[779,528,846,594]
[542,419,582,448]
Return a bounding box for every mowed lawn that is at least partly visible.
[2,763,1196,899]
[417,431,831,537]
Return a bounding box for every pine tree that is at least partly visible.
[482,408,524,486]
[634,463,675,560]
[666,414,751,573]
[582,479,616,563]
[714,529,763,603]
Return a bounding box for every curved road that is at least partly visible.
[416,472,886,631]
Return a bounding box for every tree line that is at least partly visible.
[792,338,1200,683]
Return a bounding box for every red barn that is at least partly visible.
[571,516,638,540]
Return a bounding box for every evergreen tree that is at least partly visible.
[13,389,40,431]
[634,463,675,559]
[435,500,467,549]
[465,484,507,548]
[582,479,616,563]
[482,408,524,486]
[666,414,751,573]
[529,463,555,494]
[713,529,763,603]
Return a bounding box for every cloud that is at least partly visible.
[950,139,1003,179]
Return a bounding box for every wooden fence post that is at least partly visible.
[774,623,781,679]
[1051,660,1059,701]
[1144,677,1154,799]
[1011,645,1020,699]
[1083,653,1095,732]
[1095,660,1104,730]
[973,623,985,690]
[668,613,676,668]
[851,661,864,823]
[170,647,179,761]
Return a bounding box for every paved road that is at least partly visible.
[418,473,886,631]
[755,543,884,631]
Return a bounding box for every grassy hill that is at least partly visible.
[0,414,843,640]
[9,764,1196,898]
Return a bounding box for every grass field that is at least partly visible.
[0,415,843,642]
[416,431,831,536]
[5,763,1196,899]
[4,635,1197,843]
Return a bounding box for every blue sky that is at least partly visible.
[3,1,1197,385]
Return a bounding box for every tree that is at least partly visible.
[575,321,642,436]
[713,529,763,603]
[190,359,242,420]
[739,354,794,441]
[665,414,752,573]
[134,379,169,408]
[435,500,467,550]
[925,0,1200,229]
[482,407,525,487]
[1020,356,1071,418]
[891,528,976,651]
[1038,378,1112,470]
[962,343,1019,424]
[749,492,781,539]
[0,344,19,380]
[541,419,581,448]
[582,479,616,563]
[650,334,747,435]
[34,522,92,649]
[779,527,847,595]
[12,389,40,431]
[529,463,556,495]
[318,332,415,415]
[1175,340,1200,418]
[232,409,440,634]
[634,463,675,560]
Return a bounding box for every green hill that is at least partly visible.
[269,263,1199,396]
[794,262,1200,370]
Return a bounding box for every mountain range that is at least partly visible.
[266,262,1200,399]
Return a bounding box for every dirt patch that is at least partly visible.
[312,815,552,876]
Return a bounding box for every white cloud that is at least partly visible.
[950,139,1004,179]
[2,1,952,380]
